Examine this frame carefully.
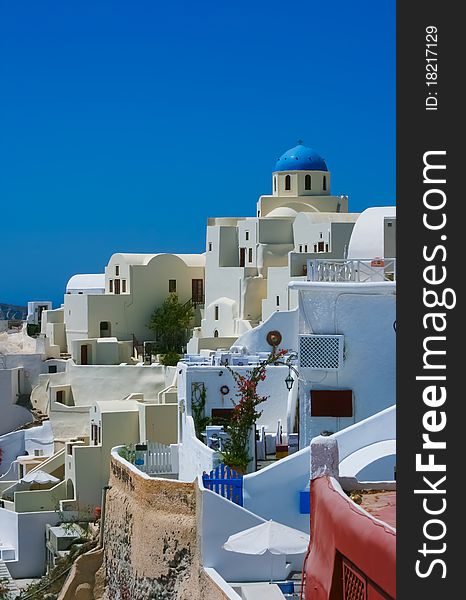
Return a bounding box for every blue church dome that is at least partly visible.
[275,143,328,172]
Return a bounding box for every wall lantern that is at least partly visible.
[285,370,294,391]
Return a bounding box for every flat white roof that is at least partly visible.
[95,400,140,413]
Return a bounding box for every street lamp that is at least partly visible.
[285,370,294,391]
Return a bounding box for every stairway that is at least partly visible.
[0,559,20,597]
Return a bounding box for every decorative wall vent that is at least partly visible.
[342,558,367,600]
[298,334,344,370]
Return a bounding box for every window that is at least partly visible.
[248,248,253,262]
[274,176,277,192]
[215,306,219,320]
[245,231,249,241]
[305,245,308,252]
[285,174,291,190]
[299,245,303,253]
[115,265,120,276]
[325,243,329,252]
[109,280,113,293]
[310,389,353,417]
[48,365,57,374]
[214,329,219,338]
[169,279,177,293]
[323,175,327,191]
[192,279,204,304]
[314,244,318,252]
[114,279,120,295]
[276,296,280,306]
[388,222,393,227]
[56,390,64,404]
[305,174,311,190]
[208,242,213,251]
[240,248,246,267]
[122,279,127,293]
[318,242,325,252]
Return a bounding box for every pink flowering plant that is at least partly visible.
[220,349,288,472]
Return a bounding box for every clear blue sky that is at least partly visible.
[0,0,395,307]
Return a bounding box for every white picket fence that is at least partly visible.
[135,442,178,476]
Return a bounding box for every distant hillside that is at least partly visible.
[0,302,27,320]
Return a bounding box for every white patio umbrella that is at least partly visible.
[21,470,60,485]
[223,519,310,582]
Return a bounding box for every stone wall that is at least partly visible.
[93,454,231,600]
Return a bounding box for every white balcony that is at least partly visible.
[306,258,396,283]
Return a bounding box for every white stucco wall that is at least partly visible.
[47,362,167,442]
[179,362,291,436]
[63,253,205,352]
[234,309,299,355]
[332,405,396,482]
[290,282,396,445]
[200,482,295,582]
[347,206,396,259]
[0,421,54,479]
[0,367,32,435]
[0,508,59,578]
[243,446,310,534]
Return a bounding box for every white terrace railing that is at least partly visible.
[124,441,179,477]
[307,258,396,283]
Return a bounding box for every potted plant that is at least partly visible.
[220,349,287,473]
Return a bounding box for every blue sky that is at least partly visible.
[0,1,395,307]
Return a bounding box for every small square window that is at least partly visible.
[169,279,176,293]
[48,365,57,374]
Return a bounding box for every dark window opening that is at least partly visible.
[115,265,120,276]
[285,175,291,190]
[48,365,57,374]
[122,279,127,293]
[215,306,219,320]
[208,242,213,251]
[305,174,311,190]
[109,280,113,293]
[56,390,64,404]
[323,176,327,191]
[310,390,353,417]
[318,242,325,252]
[240,248,246,267]
[169,279,177,293]
[245,231,249,241]
[248,248,253,263]
[214,329,219,338]
[114,279,121,295]
[192,279,204,304]
[276,296,280,306]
